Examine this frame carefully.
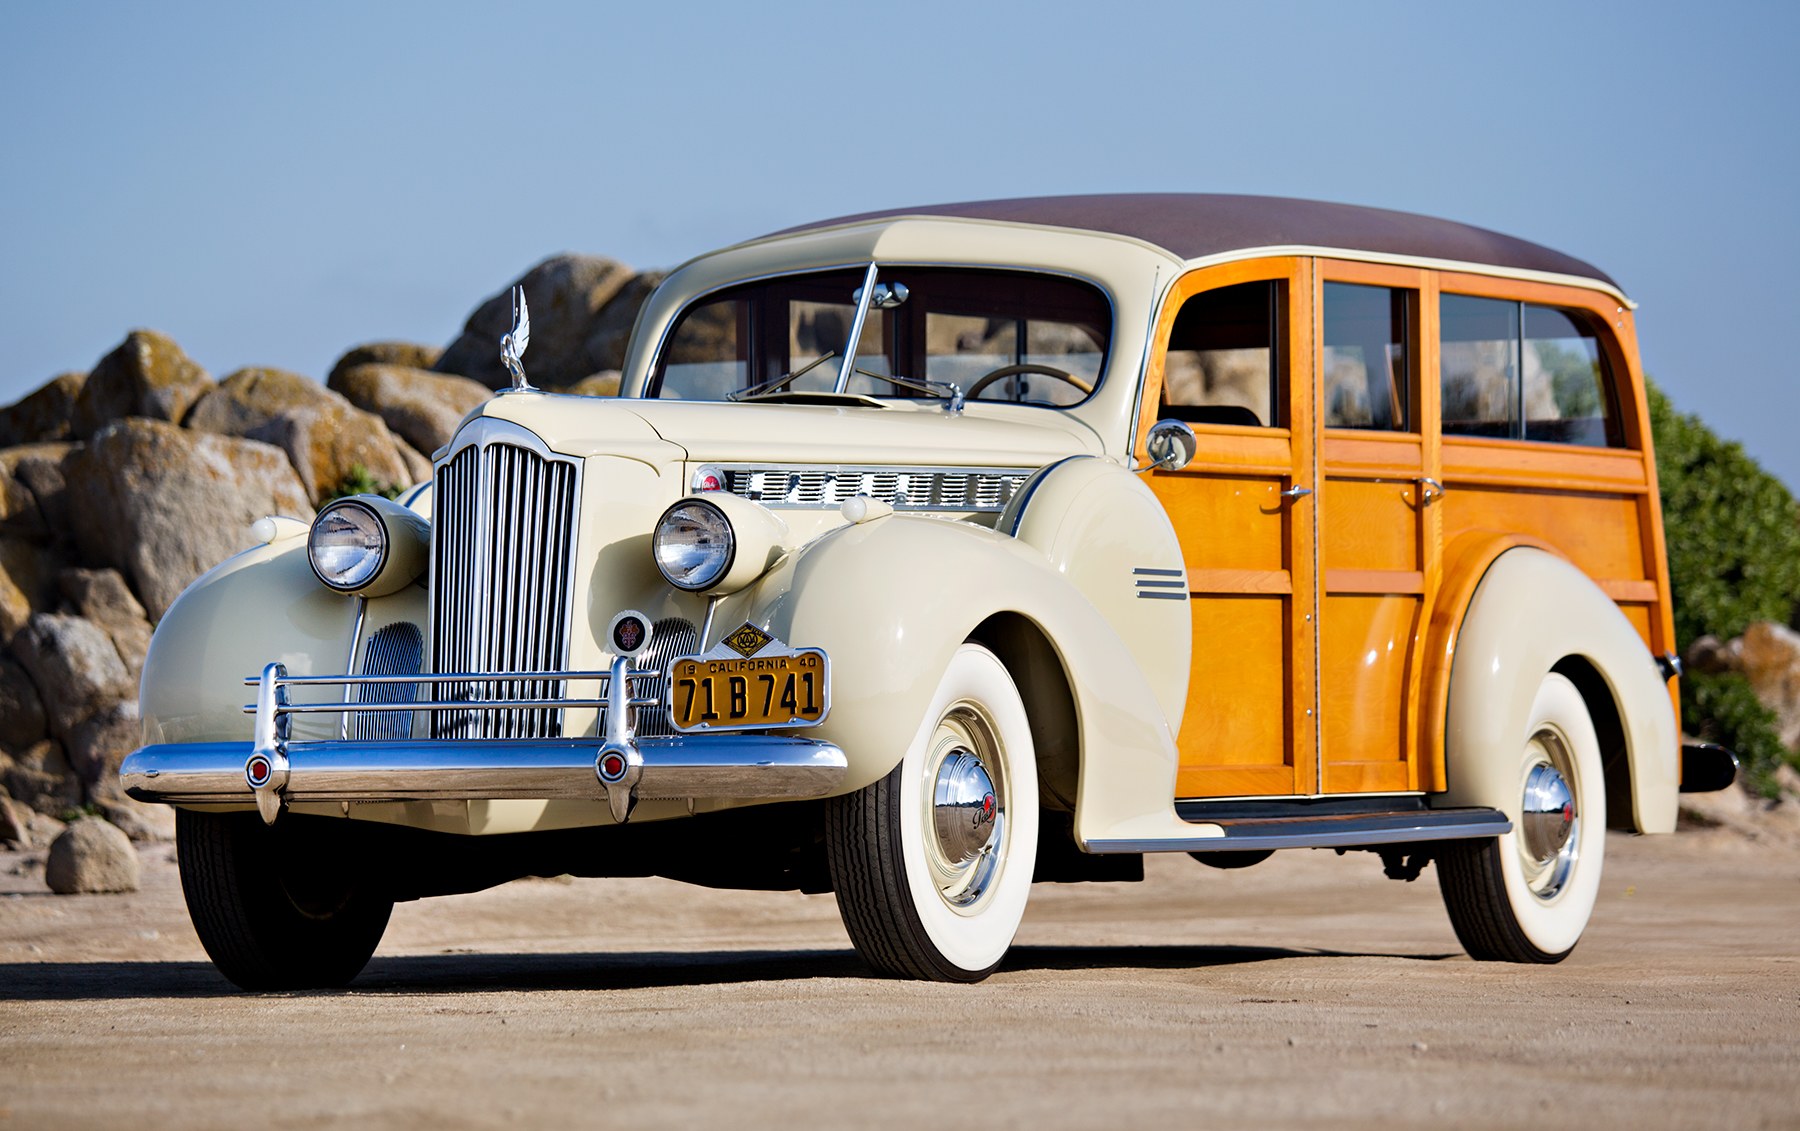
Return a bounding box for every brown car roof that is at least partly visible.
[769,193,1617,289]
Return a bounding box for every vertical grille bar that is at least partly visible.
[431,435,579,739]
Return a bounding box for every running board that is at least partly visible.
[1085,801,1511,854]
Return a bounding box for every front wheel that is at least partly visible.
[177,809,393,991]
[826,643,1039,982]
[1436,672,1606,962]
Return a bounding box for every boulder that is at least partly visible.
[329,363,489,456]
[0,654,49,750]
[45,817,139,894]
[327,341,444,387]
[0,784,29,847]
[0,535,63,644]
[1,443,76,541]
[0,459,46,539]
[565,371,622,398]
[0,371,87,446]
[1739,621,1800,750]
[185,367,416,502]
[64,418,312,619]
[583,270,667,374]
[70,330,212,440]
[89,779,174,842]
[436,255,636,389]
[1,740,82,816]
[65,699,140,787]
[59,568,153,680]
[8,613,131,736]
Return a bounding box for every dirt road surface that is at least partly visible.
[3,825,1798,1129]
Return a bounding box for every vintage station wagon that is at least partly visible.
[122,194,1735,989]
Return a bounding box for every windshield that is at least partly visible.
[650,267,1111,407]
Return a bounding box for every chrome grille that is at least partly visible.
[431,435,581,739]
[710,465,1031,511]
[350,622,423,741]
[631,618,700,738]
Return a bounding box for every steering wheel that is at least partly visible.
[964,363,1093,399]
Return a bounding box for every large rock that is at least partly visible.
[1740,622,1800,750]
[186,367,416,503]
[65,418,312,619]
[327,341,444,387]
[436,255,636,389]
[59,567,153,680]
[1,740,81,816]
[329,363,489,456]
[0,784,29,847]
[582,270,666,375]
[65,699,140,787]
[0,535,63,643]
[0,371,87,446]
[45,817,140,894]
[70,330,212,440]
[9,613,131,736]
[2,443,77,539]
[0,654,49,750]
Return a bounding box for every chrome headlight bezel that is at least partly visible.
[307,498,390,593]
[653,499,736,591]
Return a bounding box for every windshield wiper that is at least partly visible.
[855,368,964,414]
[729,351,838,401]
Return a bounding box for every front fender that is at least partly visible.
[731,515,1189,845]
[140,534,427,746]
[1438,546,1678,833]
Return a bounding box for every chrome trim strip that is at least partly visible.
[1132,567,1183,576]
[1134,591,1188,600]
[121,737,849,804]
[697,463,1035,512]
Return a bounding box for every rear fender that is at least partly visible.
[1439,547,1678,833]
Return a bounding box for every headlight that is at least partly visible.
[306,496,429,597]
[309,500,388,591]
[654,500,735,591]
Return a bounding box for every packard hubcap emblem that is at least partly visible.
[724,623,773,657]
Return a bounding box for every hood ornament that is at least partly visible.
[499,285,533,391]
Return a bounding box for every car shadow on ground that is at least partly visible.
[0,943,1455,1001]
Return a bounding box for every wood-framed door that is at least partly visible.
[1313,259,1441,794]
[1140,258,1318,798]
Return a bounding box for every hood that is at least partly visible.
[470,392,1103,469]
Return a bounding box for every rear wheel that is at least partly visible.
[826,643,1039,982]
[1437,672,1606,962]
[177,809,393,991]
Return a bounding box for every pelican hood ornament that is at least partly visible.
[500,285,533,391]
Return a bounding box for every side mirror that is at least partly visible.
[1144,418,1197,472]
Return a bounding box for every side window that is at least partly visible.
[1322,283,1410,430]
[1162,280,1283,427]
[1439,294,1620,446]
[1522,305,1618,446]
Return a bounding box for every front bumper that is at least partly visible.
[120,734,848,807]
[126,655,844,826]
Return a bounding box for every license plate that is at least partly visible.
[668,650,829,731]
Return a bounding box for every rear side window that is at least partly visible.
[1322,282,1410,431]
[1439,295,1620,446]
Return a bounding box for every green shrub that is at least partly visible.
[323,463,404,502]
[1648,380,1800,795]
[1648,381,1800,645]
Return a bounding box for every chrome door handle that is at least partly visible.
[1416,477,1445,505]
[1279,486,1312,499]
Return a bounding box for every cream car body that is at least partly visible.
[122,195,1730,990]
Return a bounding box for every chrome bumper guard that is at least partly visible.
[121,658,847,826]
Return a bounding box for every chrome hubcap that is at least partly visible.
[1519,729,1579,901]
[923,706,1006,910]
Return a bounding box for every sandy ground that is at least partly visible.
[2,824,1798,1130]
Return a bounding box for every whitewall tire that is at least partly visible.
[1437,672,1606,962]
[826,643,1039,981]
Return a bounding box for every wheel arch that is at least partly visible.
[1435,545,1677,833]
[968,611,1080,813]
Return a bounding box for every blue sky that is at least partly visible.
[3,1,1797,487]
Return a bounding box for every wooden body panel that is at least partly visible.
[1143,255,1674,801]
